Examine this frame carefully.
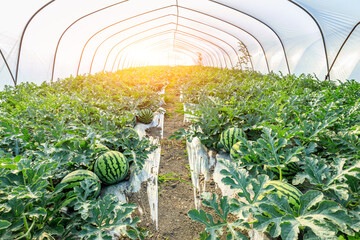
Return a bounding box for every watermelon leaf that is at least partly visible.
[77,194,147,240]
[254,190,357,239]
[117,128,157,173]
[228,127,303,180]
[219,158,273,207]
[0,220,11,230]
[293,156,360,206]
[188,193,249,240]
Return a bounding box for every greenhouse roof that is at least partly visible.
[0,0,359,87]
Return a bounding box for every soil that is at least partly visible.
[129,102,205,239]
[145,127,162,138]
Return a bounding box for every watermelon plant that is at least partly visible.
[116,127,157,173]
[1,65,360,239]
[188,159,359,239]
[0,156,147,239]
[0,67,172,239]
[173,68,360,239]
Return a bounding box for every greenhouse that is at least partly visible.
[0,0,359,239]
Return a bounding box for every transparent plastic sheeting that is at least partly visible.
[0,0,359,89]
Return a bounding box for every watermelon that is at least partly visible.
[230,140,260,164]
[220,127,246,152]
[261,180,302,208]
[90,143,110,170]
[137,109,154,124]
[94,143,109,153]
[94,151,129,185]
[119,127,139,140]
[271,162,300,179]
[60,170,101,197]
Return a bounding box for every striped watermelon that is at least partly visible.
[60,170,101,197]
[94,143,109,153]
[119,127,139,139]
[262,180,302,208]
[220,127,246,152]
[137,109,154,124]
[230,140,260,164]
[271,162,300,179]
[94,151,129,185]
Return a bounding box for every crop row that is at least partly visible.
[0,67,176,239]
[174,69,360,239]
[2,65,359,239]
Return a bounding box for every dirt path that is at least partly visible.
[128,102,204,239]
[154,103,204,239]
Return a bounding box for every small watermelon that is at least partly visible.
[137,109,154,124]
[94,143,109,153]
[94,151,129,185]
[60,170,101,197]
[271,162,300,179]
[260,180,302,208]
[90,143,110,170]
[230,140,260,164]
[119,127,139,140]
[220,127,246,152]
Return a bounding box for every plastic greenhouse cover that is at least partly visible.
[0,0,359,89]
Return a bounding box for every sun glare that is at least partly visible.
[123,44,195,67]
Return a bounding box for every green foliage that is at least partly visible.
[230,127,303,180]
[116,128,157,173]
[176,69,360,239]
[2,66,360,239]
[0,158,74,239]
[254,191,357,240]
[173,98,234,149]
[75,190,147,240]
[0,67,173,239]
[293,157,360,208]
[188,193,249,240]
[0,144,146,240]
[189,160,360,240]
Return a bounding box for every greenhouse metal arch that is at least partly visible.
[1,0,359,86]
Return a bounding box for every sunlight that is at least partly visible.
[125,44,195,67]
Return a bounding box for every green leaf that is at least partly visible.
[26,208,47,218]
[77,194,144,240]
[201,193,230,221]
[280,218,300,240]
[0,220,11,230]
[254,203,284,237]
[188,193,249,239]
[219,159,272,207]
[254,190,356,239]
[299,190,323,216]
[294,157,360,204]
